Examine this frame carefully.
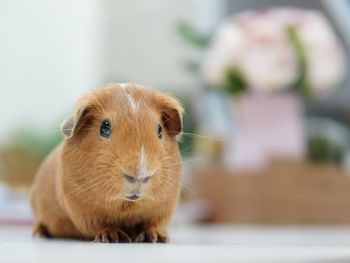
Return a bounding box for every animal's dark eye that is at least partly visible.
[100,120,111,138]
[157,124,162,139]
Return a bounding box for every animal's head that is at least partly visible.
[60,83,183,205]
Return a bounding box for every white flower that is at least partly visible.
[239,42,298,92]
[296,11,346,91]
[201,22,244,87]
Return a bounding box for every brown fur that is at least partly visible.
[30,83,184,242]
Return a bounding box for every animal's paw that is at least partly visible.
[135,228,169,243]
[94,227,131,243]
[32,222,51,238]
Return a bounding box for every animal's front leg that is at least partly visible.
[135,227,169,243]
[94,226,132,243]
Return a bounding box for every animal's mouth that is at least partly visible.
[125,194,141,202]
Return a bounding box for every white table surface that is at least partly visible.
[2,224,350,263]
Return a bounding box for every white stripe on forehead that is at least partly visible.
[138,146,147,179]
[119,83,129,88]
[120,83,139,112]
[127,93,139,112]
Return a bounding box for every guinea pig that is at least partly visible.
[30,83,184,243]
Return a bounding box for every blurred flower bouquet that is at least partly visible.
[201,8,346,95]
[179,8,347,169]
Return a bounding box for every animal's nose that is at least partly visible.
[124,173,137,183]
[124,173,151,184]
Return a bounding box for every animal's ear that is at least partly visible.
[155,93,184,139]
[60,105,93,139]
[60,115,75,138]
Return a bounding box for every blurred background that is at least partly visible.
[1,0,350,226]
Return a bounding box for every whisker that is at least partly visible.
[181,132,231,142]
[42,178,110,217]
[158,174,194,193]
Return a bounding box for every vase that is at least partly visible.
[223,92,305,170]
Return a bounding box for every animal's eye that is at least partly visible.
[157,124,162,139]
[100,120,111,138]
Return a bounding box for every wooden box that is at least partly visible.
[189,160,350,224]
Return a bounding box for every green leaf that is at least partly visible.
[287,26,309,97]
[177,21,211,49]
[307,136,343,163]
[224,68,246,96]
